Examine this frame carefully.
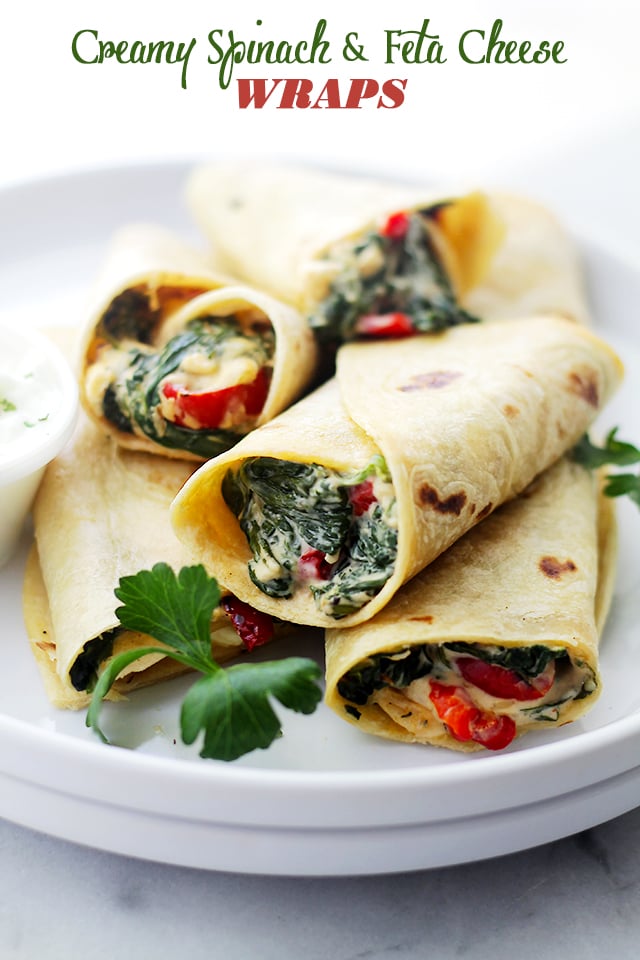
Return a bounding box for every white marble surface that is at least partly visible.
[2,1,640,953]
[1,807,640,959]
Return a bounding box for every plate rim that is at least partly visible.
[1,161,639,854]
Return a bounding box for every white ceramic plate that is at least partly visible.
[1,163,639,877]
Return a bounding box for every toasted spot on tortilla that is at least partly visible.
[476,502,493,520]
[539,556,578,579]
[398,370,463,392]
[567,369,599,408]
[36,640,56,654]
[503,404,519,418]
[409,614,434,623]
[418,484,467,515]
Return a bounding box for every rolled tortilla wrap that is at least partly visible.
[324,458,617,751]
[323,192,605,751]
[171,315,623,630]
[463,192,590,326]
[185,163,504,342]
[79,224,317,461]
[23,415,257,709]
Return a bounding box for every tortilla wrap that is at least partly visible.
[23,415,247,709]
[185,162,503,323]
[185,164,589,335]
[321,191,606,751]
[171,315,622,630]
[463,192,590,326]
[324,458,617,751]
[79,223,317,461]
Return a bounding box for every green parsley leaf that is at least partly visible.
[0,396,16,413]
[86,562,322,760]
[86,644,171,741]
[571,428,640,511]
[114,563,221,673]
[572,428,640,469]
[181,659,323,762]
[603,473,640,508]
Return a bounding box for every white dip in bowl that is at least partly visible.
[0,325,78,566]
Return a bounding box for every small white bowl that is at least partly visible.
[0,325,78,566]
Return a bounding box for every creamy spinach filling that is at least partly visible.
[99,317,274,459]
[222,456,398,618]
[309,208,477,344]
[338,642,596,720]
[69,631,117,692]
[102,288,161,344]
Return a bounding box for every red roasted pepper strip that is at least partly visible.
[348,479,377,516]
[299,550,334,581]
[355,212,415,338]
[470,712,517,750]
[429,681,477,741]
[456,657,555,702]
[161,367,270,430]
[429,681,517,751]
[220,595,275,652]
[354,312,415,339]
[381,210,411,239]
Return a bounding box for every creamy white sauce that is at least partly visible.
[160,337,262,393]
[84,342,136,415]
[0,327,78,566]
[249,468,397,598]
[0,359,62,457]
[397,649,592,730]
[90,317,271,433]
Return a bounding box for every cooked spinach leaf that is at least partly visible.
[338,646,433,706]
[102,319,272,458]
[444,642,568,679]
[339,643,568,706]
[520,681,596,721]
[69,630,117,692]
[102,383,133,434]
[224,458,351,599]
[311,500,398,617]
[223,456,398,615]
[101,288,159,344]
[309,211,477,344]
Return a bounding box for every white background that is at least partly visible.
[3,0,639,257]
[1,3,637,183]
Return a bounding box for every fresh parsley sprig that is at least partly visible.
[572,428,640,469]
[86,563,322,762]
[572,428,640,508]
[602,473,640,508]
